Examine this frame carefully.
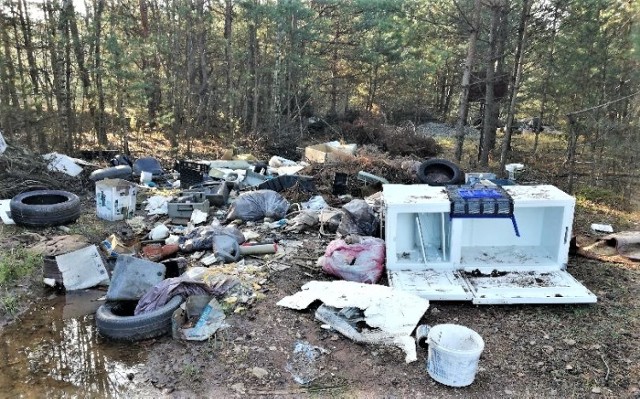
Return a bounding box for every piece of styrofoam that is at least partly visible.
[0,131,7,154]
[0,199,14,224]
[277,280,429,363]
[43,152,83,177]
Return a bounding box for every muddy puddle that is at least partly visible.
[0,289,147,398]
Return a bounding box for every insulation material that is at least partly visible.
[277,280,429,362]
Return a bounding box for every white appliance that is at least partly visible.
[383,184,596,305]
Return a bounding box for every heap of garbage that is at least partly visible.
[2,134,437,350]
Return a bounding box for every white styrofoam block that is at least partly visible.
[0,199,14,224]
[0,131,7,154]
[590,223,613,233]
[43,152,83,177]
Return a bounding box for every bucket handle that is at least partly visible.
[416,324,431,349]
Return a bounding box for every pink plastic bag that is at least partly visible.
[318,237,385,284]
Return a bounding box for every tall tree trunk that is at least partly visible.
[224,0,234,138]
[46,0,72,150]
[566,116,578,193]
[18,0,47,150]
[272,1,284,132]
[139,0,161,127]
[93,0,106,147]
[534,1,559,154]
[0,12,20,139]
[479,1,503,167]
[11,2,33,147]
[62,1,75,152]
[366,63,379,112]
[248,0,259,131]
[500,0,531,170]
[454,0,482,162]
[488,4,508,151]
[329,22,340,117]
[65,0,102,145]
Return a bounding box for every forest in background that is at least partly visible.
[0,0,639,196]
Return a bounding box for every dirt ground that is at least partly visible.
[132,257,640,399]
[1,134,639,398]
[2,201,639,399]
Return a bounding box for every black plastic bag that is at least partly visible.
[226,190,290,222]
[337,199,378,236]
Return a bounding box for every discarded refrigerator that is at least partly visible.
[383,184,596,304]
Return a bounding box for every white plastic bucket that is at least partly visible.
[426,324,485,387]
[140,171,153,183]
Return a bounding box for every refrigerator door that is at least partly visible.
[463,269,597,305]
[387,269,473,301]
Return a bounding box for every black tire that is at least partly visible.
[96,296,184,341]
[89,165,132,181]
[417,158,464,185]
[10,190,81,227]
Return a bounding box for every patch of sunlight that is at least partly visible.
[576,197,640,223]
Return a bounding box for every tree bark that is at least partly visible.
[93,0,106,147]
[46,0,73,151]
[454,0,482,162]
[479,1,503,167]
[139,0,161,127]
[534,1,559,154]
[62,1,75,152]
[18,0,47,150]
[488,4,508,151]
[272,0,284,132]
[0,11,20,139]
[65,0,104,145]
[224,0,234,138]
[248,0,259,131]
[329,21,340,118]
[500,0,531,170]
[11,1,33,147]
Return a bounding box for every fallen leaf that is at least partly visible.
[564,338,576,346]
[591,387,602,394]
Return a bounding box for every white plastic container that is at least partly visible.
[426,324,484,387]
[96,178,137,221]
[140,171,153,183]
